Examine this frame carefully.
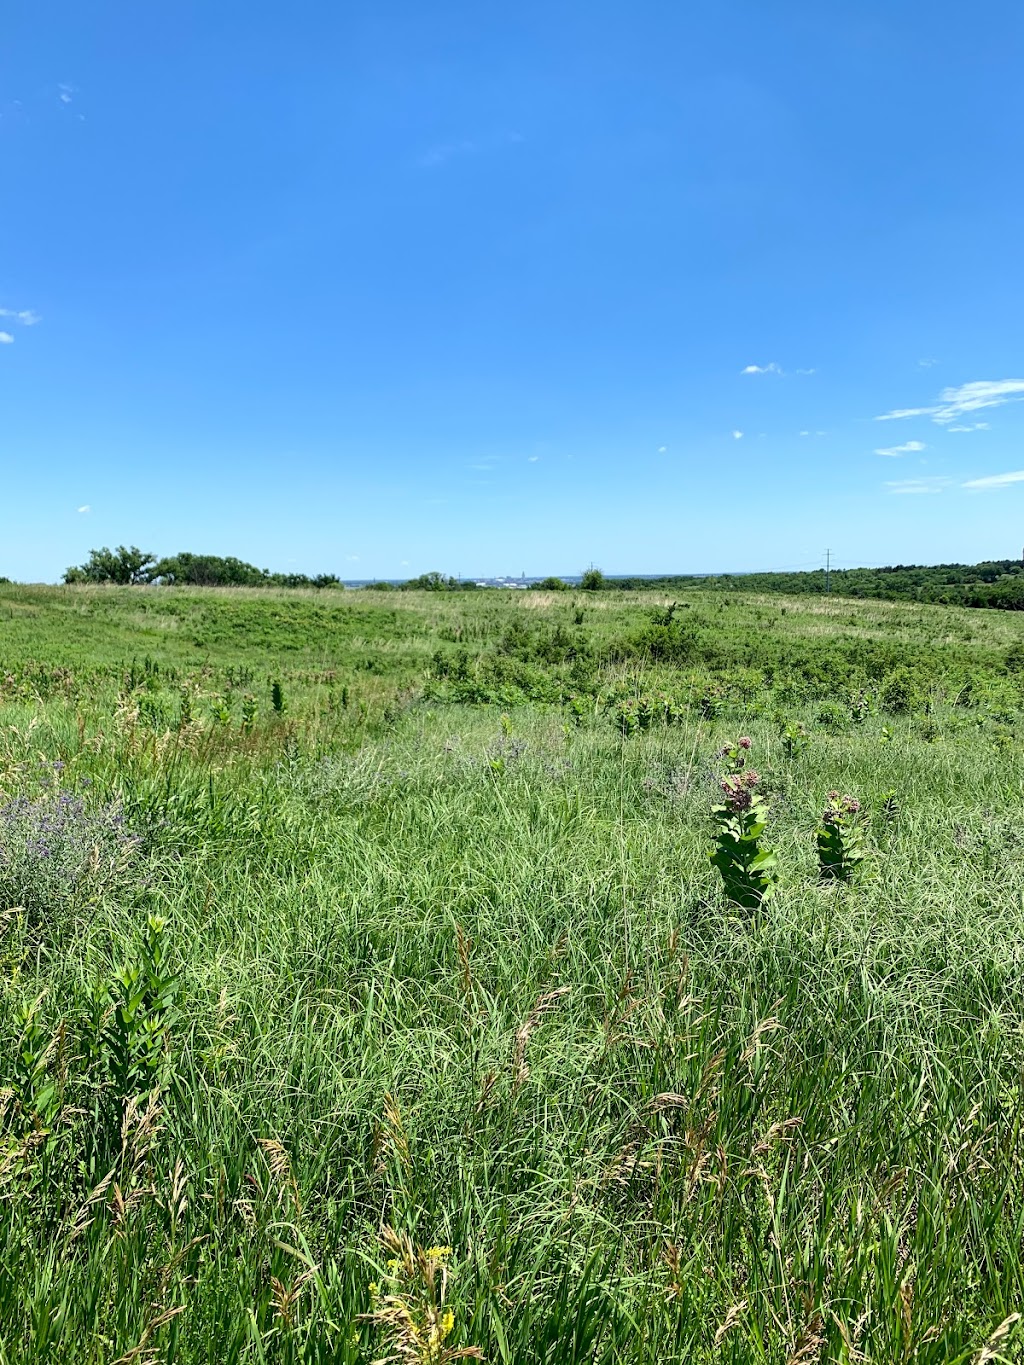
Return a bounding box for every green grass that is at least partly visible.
[1,584,1023,1362]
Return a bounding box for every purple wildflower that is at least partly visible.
[822,793,862,824]
[720,772,760,812]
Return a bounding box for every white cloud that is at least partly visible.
[799,430,810,437]
[346,554,360,561]
[876,379,1024,425]
[741,362,782,375]
[77,504,90,514]
[885,477,951,495]
[795,367,816,375]
[948,421,989,432]
[400,560,409,566]
[0,308,39,325]
[875,440,927,458]
[732,430,744,440]
[0,332,12,345]
[527,455,539,462]
[962,470,1024,491]
[657,445,666,453]
[876,406,934,421]
[918,358,939,368]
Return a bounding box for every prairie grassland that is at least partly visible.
[1,583,1023,1363]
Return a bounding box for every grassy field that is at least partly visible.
[2,583,1023,1363]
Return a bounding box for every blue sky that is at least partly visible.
[3,1,1024,582]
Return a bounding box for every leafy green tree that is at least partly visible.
[537,576,569,591]
[150,554,342,588]
[401,571,458,592]
[64,546,157,585]
[150,553,268,586]
[580,567,606,591]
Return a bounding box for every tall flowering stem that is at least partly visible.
[709,741,777,910]
[816,793,867,882]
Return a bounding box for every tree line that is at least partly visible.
[61,550,606,592]
[63,547,342,588]
[60,547,1024,610]
[606,560,1024,610]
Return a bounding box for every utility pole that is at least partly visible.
[825,548,831,595]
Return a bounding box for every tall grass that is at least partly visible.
[0,585,1022,1361]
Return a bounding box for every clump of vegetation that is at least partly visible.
[0,781,139,934]
[816,699,847,732]
[882,666,923,714]
[364,1229,480,1364]
[781,720,809,756]
[709,739,777,909]
[816,792,868,882]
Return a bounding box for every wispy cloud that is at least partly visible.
[962,470,1024,491]
[417,130,522,169]
[0,307,39,325]
[58,84,75,105]
[740,362,813,377]
[528,455,540,462]
[885,477,952,495]
[657,445,667,453]
[918,357,939,368]
[876,379,1024,425]
[346,554,360,561]
[732,430,744,440]
[77,505,90,514]
[948,421,989,433]
[419,139,477,168]
[0,332,12,345]
[875,440,926,458]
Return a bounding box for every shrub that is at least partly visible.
[816,701,847,733]
[881,667,921,714]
